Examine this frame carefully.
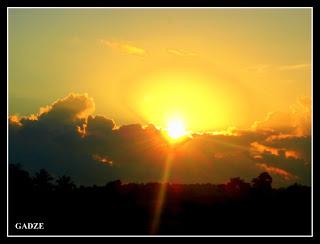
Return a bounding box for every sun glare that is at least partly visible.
[167,118,187,140]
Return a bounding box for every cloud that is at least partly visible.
[42,93,94,119]
[166,48,197,57]
[9,115,22,126]
[253,149,309,185]
[245,63,310,73]
[263,134,311,169]
[248,97,311,186]
[85,115,115,137]
[9,93,311,187]
[278,63,310,71]
[12,93,95,124]
[252,96,311,136]
[100,39,146,56]
[251,141,280,157]
[256,163,297,181]
[92,154,113,165]
[250,141,299,159]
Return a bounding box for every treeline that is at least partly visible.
[9,164,311,235]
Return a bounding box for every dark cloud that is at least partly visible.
[85,115,115,137]
[9,93,311,187]
[36,93,94,124]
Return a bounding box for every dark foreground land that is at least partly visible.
[9,164,311,235]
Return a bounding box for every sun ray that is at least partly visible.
[150,150,175,234]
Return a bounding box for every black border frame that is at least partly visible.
[1,0,319,239]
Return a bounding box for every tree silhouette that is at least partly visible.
[9,164,33,192]
[33,169,54,192]
[105,179,122,193]
[252,172,272,191]
[9,164,311,235]
[55,175,76,192]
[226,177,250,194]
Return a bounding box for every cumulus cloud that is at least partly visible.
[85,115,115,136]
[248,97,311,185]
[12,93,95,126]
[252,96,311,136]
[9,93,311,187]
[100,39,146,56]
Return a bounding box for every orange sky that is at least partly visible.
[9,8,311,133]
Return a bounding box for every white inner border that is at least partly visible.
[6,6,313,238]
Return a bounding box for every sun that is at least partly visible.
[166,118,187,140]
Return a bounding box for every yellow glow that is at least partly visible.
[134,72,235,132]
[167,118,186,139]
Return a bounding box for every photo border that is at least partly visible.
[3,0,318,238]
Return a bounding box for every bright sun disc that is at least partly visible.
[167,119,186,139]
